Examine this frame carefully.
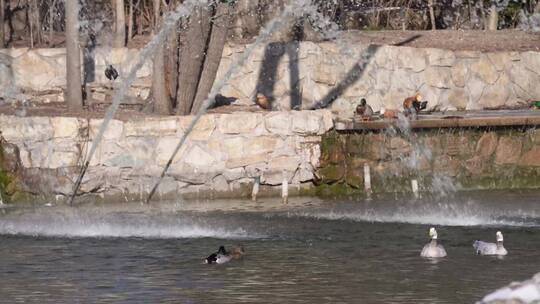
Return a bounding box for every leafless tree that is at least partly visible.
[488,1,499,30]
[231,0,261,40]
[428,0,436,30]
[191,1,233,114]
[28,0,43,48]
[113,0,126,47]
[175,4,212,115]
[151,0,171,114]
[65,0,83,110]
[128,0,140,43]
[0,0,5,47]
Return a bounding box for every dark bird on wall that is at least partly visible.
[255,93,271,110]
[214,94,237,107]
[105,65,119,81]
[355,98,374,121]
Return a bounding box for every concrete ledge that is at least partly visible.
[336,110,540,131]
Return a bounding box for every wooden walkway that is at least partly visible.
[335,110,540,131]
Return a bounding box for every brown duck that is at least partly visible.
[403,93,428,117]
[255,93,271,110]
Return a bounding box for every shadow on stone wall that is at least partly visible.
[310,34,422,110]
[256,41,302,110]
[255,21,305,110]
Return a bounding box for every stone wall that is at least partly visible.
[220,42,540,114]
[0,48,151,104]
[0,110,332,202]
[1,39,539,112]
[317,127,540,196]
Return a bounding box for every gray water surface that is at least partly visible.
[0,190,539,303]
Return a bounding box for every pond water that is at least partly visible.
[0,190,539,303]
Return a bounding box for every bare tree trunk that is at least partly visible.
[65,0,83,110]
[127,0,134,43]
[165,29,178,102]
[151,0,171,114]
[535,0,540,13]
[488,2,498,30]
[401,8,406,30]
[175,4,212,115]
[137,0,143,35]
[0,0,4,47]
[191,2,232,114]
[113,0,126,47]
[49,0,56,45]
[164,0,178,103]
[153,44,172,114]
[232,0,259,39]
[31,0,41,45]
[428,0,436,30]
[153,0,159,30]
[29,1,34,48]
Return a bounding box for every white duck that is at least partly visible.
[473,231,508,256]
[420,227,447,258]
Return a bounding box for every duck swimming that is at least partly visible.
[420,227,447,258]
[204,245,245,264]
[473,231,508,256]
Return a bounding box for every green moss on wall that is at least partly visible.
[314,183,365,197]
[315,127,540,198]
[0,141,11,203]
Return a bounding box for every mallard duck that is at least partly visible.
[255,93,271,110]
[473,231,508,256]
[355,98,374,121]
[230,245,245,259]
[420,227,447,258]
[204,245,245,264]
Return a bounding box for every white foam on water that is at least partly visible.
[287,201,539,227]
[0,210,262,239]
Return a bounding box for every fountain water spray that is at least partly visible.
[385,110,458,197]
[68,0,206,205]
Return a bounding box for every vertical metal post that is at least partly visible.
[251,176,260,202]
[363,163,372,199]
[281,172,288,204]
[411,179,419,198]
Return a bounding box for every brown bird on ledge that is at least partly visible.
[403,93,428,117]
[355,98,374,121]
[255,93,271,110]
[381,108,398,119]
